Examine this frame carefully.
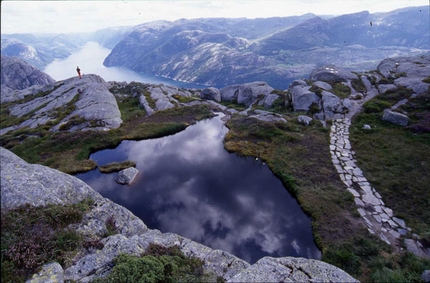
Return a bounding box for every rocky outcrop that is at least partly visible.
[309,65,358,82]
[1,147,358,282]
[229,257,359,282]
[377,55,430,96]
[220,81,275,107]
[1,74,122,135]
[137,84,192,116]
[200,87,221,102]
[289,83,320,112]
[1,55,55,93]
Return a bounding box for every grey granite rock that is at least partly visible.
[309,65,358,82]
[26,262,64,283]
[382,109,409,126]
[115,167,139,185]
[200,87,221,102]
[220,81,274,107]
[228,257,359,283]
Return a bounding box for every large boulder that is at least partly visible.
[200,87,221,102]
[382,109,409,126]
[321,91,341,120]
[0,147,103,211]
[220,81,274,107]
[290,84,320,112]
[115,167,139,185]
[310,65,358,82]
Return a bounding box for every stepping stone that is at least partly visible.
[389,229,401,239]
[388,220,399,228]
[393,217,407,229]
[353,168,363,177]
[368,228,375,234]
[357,208,367,217]
[373,214,382,223]
[347,188,360,197]
[397,228,408,236]
[374,191,382,199]
[380,233,391,245]
[364,217,373,228]
[380,213,390,222]
[383,207,393,216]
[354,197,365,207]
[374,205,382,213]
[361,185,373,194]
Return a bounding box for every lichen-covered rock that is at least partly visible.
[0,147,103,211]
[26,262,64,283]
[228,257,359,283]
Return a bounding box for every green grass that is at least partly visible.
[92,243,219,283]
[350,113,430,235]
[99,160,137,173]
[1,102,213,174]
[331,82,351,99]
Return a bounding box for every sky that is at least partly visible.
[1,0,429,34]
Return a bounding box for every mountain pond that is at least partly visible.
[48,41,321,264]
[76,114,321,264]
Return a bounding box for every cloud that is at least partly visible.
[1,0,427,34]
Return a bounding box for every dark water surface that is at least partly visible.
[76,114,321,263]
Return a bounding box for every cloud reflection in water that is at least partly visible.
[76,114,321,263]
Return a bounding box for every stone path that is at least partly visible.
[329,118,411,247]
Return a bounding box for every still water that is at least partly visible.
[43,41,206,89]
[76,114,321,264]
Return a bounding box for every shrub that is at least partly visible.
[362,99,391,113]
[1,199,94,282]
[94,244,206,283]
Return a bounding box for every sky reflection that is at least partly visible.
[76,114,321,263]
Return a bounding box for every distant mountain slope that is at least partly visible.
[1,55,55,93]
[1,33,87,69]
[103,6,429,89]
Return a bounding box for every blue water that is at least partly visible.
[76,114,321,264]
[43,41,207,89]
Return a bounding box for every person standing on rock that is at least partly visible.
[76,66,82,79]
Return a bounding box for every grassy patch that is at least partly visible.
[331,82,351,99]
[99,160,137,173]
[1,104,213,174]
[350,113,430,235]
[92,243,218,283]
[1,199,95,282]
